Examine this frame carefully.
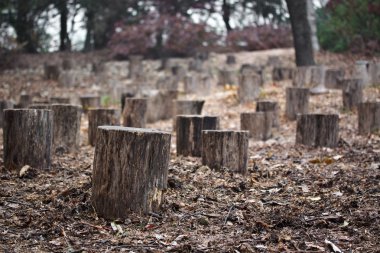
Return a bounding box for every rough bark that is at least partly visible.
[201,130,249,174]
[80,95,100,113]
[342,79,363,110]
[285,87,310,121]
[296,114,339,148]
[256,100,280,127]
[325,68,345,89]
[122,98,147,128]
[358,102,380,135]
[88,109,120,146]
[44,64,60,80]
[92,126,171,219]
[51,104,82,153]
[240,112,273,140]
[176,116,219,157]
[50,97,70,104]
[3,109,53,170]
[0,100,14,128]
[238,73,261,103]
[128,55,143,79]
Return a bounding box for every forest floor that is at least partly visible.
[0,49,379,252]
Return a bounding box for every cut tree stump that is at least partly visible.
[0,100,14,128]
[256,100,280,127]
[285,87,310,121]
[238,73,261,103]
[240,112,273,140]
[92,126,171,219]
[325,68,344,89]
[272,67,294,81]
[80,95,100,113]
[51,104,82,153]
[176,115,219,157]
[146,90,178,123]
[296,114,339,148]
[88,108,120,146]
[18,94,32,108]
[122,98,147,128]
[354,60,370,86]
[358,102,380,135]
[3,109,53,170]
[174,100,205,116]
[218,69,238,86]
[342,79,363,110]
[120,92,135,112]
[201,130,249,174]
[226,54,236,65]
[50,97,70,104]
[188,58,203,72]
[44,64,60,80]
[128,55,143,79]
[62,58,73,70]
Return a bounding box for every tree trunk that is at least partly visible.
[222,0,233,32]
[79,95,100,113]
[285,87,310,121]
[0,100,14,128]
[92,126,171,219]
[3,109,53,170]
[14,0,37,53]
[122,98,147,128]
[342,79,363,110]
[201,130,249,174]
[58,0,70,51]
[256,100,280,127]
[238,73,261,103]
[358,102,380,135]
[88,108,120,146]
[240,112,272,140]
[285,0,315,66]
[296,114,339,147]
[176,115,219,157]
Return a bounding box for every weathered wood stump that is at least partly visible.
[293,66,311,87]
[88,108,120,146]
[128,55,143,79]
[18,94,32,108]
[0,100,14,128]
[62,58,73,70]
[240,112,273,140]
[51,104,82,153]
[122,98,147,128]
[92,126,171,218]
[354,60,371,86]
[325,68,345,89]
[44,64,60,80]
[342,79,363,110]
[296,114,339,147]
[176,115,219,157]
[285,87,310,121]
[218,69,238,86]
[226,55,236,65]
[80,95,101,113]
[50,97,70,104]
[238,73,261,103]
[3,109,53,170]
[184,74,199,93]
[272,67,294,81]
[358,102,380,135]
[146,90,178,123]
[120,92,135,112]
[369,61,380,85]
[256,100,280,127]
[201,130,249,174]
[309,65,328,94]
[174,100,205,116]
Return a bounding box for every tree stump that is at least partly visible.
[285,87,310,121]
[272,67,294,81]
[128,55,143,79]
[309,65,328,94]
[62,58,73,70]
[184,74,199,93]
[358,102,380,135]
[218,69,238,86]
[188,58,203,72]
[354,60,371,86]
[120,92,135,112]
[342,79,363,110]
[325,68,344,89]
[174,100,205,116]
[296,114,339,147]
[122,98,147,128]
[92,126,171,219]
[369,61,380,85]
[256,100,280,127]
[50,97,70,104]
[18,94,32,108]
[176,115,219,157]
[44,64,60,80]
[3,109,53,170]
[88,108,120,146]
[226,54,236,65]
[80,95,100,113]
[240,112,273,140]
[201,130,249,174]
[146,90,178,123]
[238,73,261,103]
[0,100,14,128]
[51,104,82,153]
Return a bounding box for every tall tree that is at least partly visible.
[57,0,70,51]
[285,0,315,66]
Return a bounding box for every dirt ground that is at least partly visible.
[0,49,379,252]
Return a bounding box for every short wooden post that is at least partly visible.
[80,95,100,113]
[0,100,14,128]
[358,102,380,135]
[256,100,280,127]
[342,79,363,110]
[51,104,82,153]
[3,109,53,170]
[122,98,147,128]
[238,73,261,103]
[176,115,219,157]
[285,87,310,121]
[128,55,143,79]
[50,97,70,104]
[325,68,344,89]
[88,108,120,146]
[44,64,60,80]
[240,112,272,140]
[296,114,339,147]
[92,126,171,219]
[201,130,249,174]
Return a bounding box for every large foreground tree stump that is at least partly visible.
[256,100,280,127]
[296,114,339,148]
[3,109,53,170]
[238,73,261,103]
[342,79,363,110]
[52,104,82,153]
[358,102,380,135]
[88,108,120,146]
[240,112,272,140]
[128,55,143,79]
[122,98,147,128]
[80,95,100,113]
[201,130,248,174]
[176,115,219,157]
[0,100,14,128]
[92,126,171,219]
[285,87,310,121]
